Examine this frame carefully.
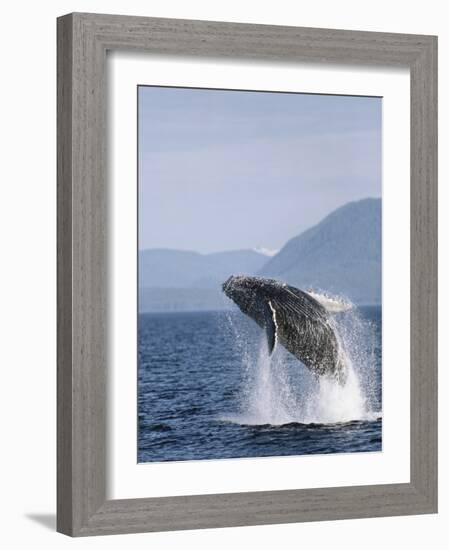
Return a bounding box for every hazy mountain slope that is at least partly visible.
[259,198,381,304]
[139,248,268,289]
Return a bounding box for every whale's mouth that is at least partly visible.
[222,276,234,295]
[222,275,249,298]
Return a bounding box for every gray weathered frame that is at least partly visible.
[57,12,438,537]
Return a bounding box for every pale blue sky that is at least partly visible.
[138,86,381,254]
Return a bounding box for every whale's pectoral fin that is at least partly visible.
[263,301,278,355]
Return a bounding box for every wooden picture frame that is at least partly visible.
[57,12,437,536]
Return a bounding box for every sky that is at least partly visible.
[138,86,381,254]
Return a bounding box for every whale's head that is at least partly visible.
[222,275,282,321]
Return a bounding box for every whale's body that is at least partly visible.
[222,275,347,383]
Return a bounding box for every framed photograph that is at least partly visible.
[57,13,437,536]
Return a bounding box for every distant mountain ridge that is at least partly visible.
[139,198,381,312]
[259,198,381,304]
[139,248,267,312]
[139,248,268,289]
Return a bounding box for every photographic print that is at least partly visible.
[138,86,382,463]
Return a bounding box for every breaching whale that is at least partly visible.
[222,275,347,383]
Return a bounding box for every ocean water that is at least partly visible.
[138,306,382,462]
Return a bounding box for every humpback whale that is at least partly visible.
[222,275,347,383]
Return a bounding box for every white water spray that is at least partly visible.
[223,298,381,426]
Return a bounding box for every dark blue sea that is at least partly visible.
[138,306,382,462]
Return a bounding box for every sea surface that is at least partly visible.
[138,306,382,462]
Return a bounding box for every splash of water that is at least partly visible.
[222,299,381,426]
[306,289,353,313]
